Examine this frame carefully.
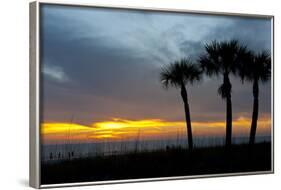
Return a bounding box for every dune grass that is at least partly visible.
[41,142,271,185]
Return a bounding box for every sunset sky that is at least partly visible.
[40,4,272,144]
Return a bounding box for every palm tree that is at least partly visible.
[199,40,247,149]
[160,58,202,150]
[238,50,271,146]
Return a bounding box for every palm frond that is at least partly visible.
[200,39,248,76]
[237,50,271,83]
[256,51,271,82]
[236,49,254,83]
[217,82,231,99]
[160,58,202,89]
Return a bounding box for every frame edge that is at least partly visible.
[32,1,274,188]
[30,1,40,189]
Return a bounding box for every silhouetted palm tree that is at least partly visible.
[160,58,202,150]
[199,40,247,149]
[238,50,271,146]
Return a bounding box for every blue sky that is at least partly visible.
[40,4,272,126]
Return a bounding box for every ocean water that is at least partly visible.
[41,136,271,162]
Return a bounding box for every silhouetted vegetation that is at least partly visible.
[160,58,202,150]
[237,50,271,146]
[199,40,249,149]
[41,142,271,184]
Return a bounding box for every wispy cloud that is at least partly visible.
[42,64,69,83]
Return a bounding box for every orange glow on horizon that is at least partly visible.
[41,117,271,144]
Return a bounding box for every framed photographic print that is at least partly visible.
[29,1,274,188]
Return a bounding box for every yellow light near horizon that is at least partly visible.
[41,116,271,144]
[93,118,185,130]
[42,123,92,134]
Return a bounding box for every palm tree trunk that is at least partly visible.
[224,74,232,149]
[249,79,259,146]
[181,83,193,150]
[226,95,232,148]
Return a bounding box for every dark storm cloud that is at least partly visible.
[204,16,271,51]
[178,15,271,60]
[40,5,272,124]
